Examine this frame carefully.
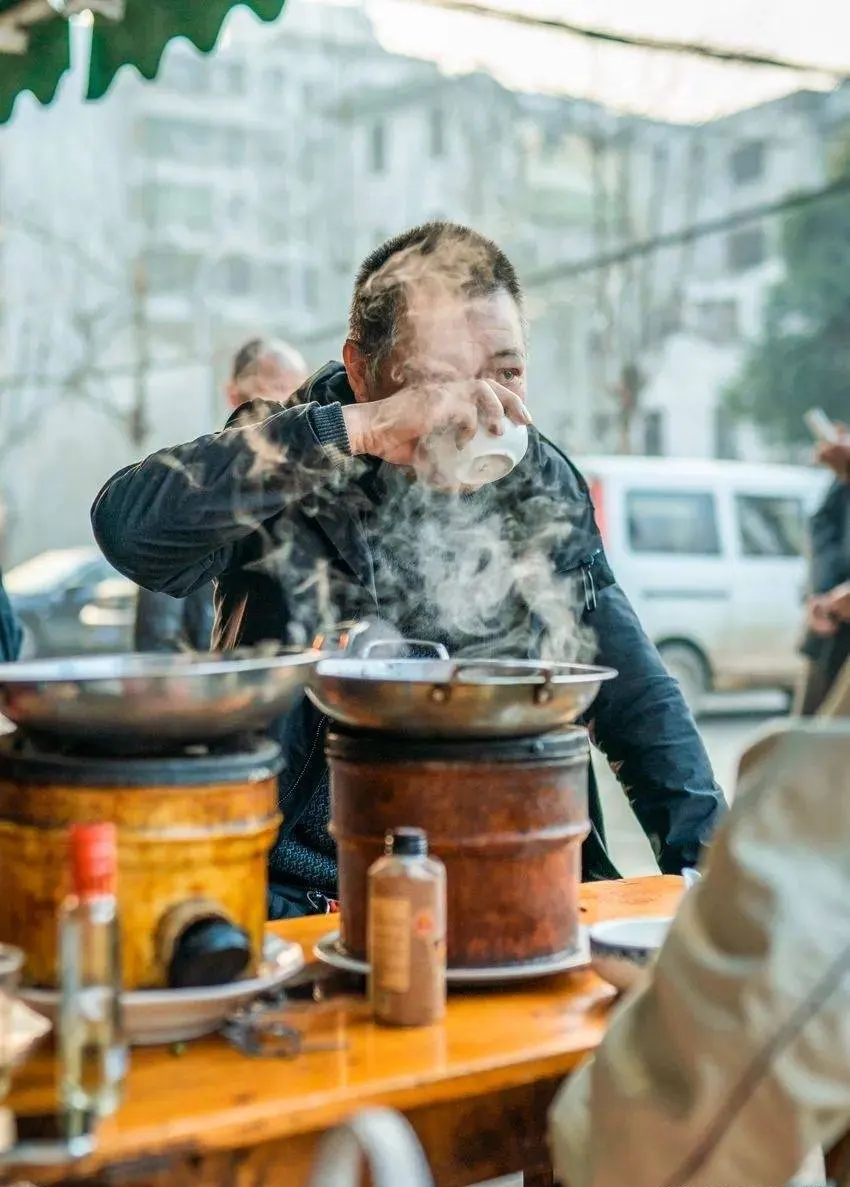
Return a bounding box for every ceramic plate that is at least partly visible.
[20,934,304,1046]
[314,927,589,986]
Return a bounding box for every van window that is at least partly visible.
[736,494,805,558]
[626,491,720,556]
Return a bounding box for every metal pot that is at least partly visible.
[308,641,616,737]
[0,647,321,748]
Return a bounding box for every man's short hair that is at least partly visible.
[231,337,306,381]
[348,221,523,370]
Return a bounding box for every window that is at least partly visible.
[220,255,252,297]
[264,67,285,97]
[228,194,247,224]
[217,61,246,96]
[172,185,213,231]
[222,127,247,167]
[592,412,613,438]
[160,52,208,95]
[135,184,212,231]
[626,491,721,556]
[693,299,739,343]
[714,406,738,460]
[139,118,213,164]
[430,108,445,158]
[258,131,287,163]
[730,140,765,185]
[643,410,665,458]
[727,227,766,273]
[144,249,201,295]
[301,145,316,185]
[736,495,805,558]
[370,121,386,174]
[264,263,289,302]
[260,198,289,242]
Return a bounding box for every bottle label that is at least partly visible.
[369,896,411,994]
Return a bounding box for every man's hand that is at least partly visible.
[341,379,531,465]
[816,426,850,480]
[825,581,850,623]
[806,595,838,637]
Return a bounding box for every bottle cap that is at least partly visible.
[385,827,428,858]
[70,822,117,898]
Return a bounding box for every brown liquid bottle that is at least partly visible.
[367,827,447,1027]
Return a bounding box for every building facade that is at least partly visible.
[0,1,844,562]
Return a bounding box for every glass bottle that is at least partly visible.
[58,822,127,1116]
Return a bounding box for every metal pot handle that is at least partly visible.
[430,660,557,704]
[358,639,450,660]
[311,621,371,654]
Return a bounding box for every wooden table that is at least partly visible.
[6,875,683,1187]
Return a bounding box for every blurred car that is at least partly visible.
[4,548,137,658]
[578,456,829,712]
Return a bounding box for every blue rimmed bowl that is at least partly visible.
[589,915,673,992]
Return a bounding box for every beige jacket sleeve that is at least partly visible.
[548,720,850,1187]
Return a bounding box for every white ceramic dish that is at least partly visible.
[588,915,672,993]
[314,927,589,985]
[20,934,304,1046]
[428,417,529,488]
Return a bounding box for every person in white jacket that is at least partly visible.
[548,709,850,1187]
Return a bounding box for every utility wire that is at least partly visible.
[406,0,850,79]
[525,171,850,289]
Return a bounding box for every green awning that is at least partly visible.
[0,6,70,125]
[0,1,288,125]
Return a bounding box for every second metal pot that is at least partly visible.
[308,651,617,738]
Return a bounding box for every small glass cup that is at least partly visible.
[0,945,24,1101]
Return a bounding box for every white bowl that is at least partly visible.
[20,934,304,1046]
[589,915,672,993]
[428,417,529,488]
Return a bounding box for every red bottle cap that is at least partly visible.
[69,822,117,898]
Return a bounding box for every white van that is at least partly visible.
[576,456,829,709]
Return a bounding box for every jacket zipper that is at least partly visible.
[580,550,601,613]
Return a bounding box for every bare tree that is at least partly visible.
[588,120,705,453]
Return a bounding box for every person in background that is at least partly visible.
[133,337,309,653]
[797,429,850,714]
[0,572,22,663]
[226,337,308,410]
[548,718,848,1187]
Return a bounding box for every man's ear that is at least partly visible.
[343,339,371,403]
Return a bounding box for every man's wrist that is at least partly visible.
[342,403,371,456]
[308,402,353,467]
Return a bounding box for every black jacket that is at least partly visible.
[92,363,725,893]
[134,585,215,653]
[800,478,850,708]
[808,479,850,598]
[0,571,21,663]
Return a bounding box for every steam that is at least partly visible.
[365,469,595,663]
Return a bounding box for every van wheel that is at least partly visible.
[657,643,710,717]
